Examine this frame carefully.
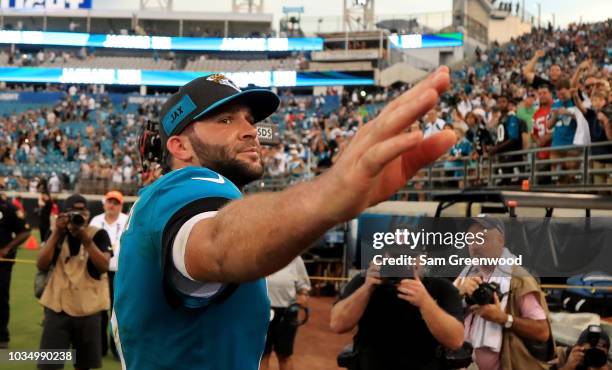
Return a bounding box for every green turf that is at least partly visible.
[7,231,122,369]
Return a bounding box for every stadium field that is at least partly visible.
[7,232,352,370]
[7,231,122,370]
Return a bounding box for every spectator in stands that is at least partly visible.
[89,191,128,358]
[517,91,537,140]
[532,83,555,185]
[523,49,563,93]
[466,110,494,160]
[444,122,473,188]
[48,172,61,193]
[575,90,612,186]
[488,96,528,185]
[0,192,31,349]
[260,256,310,370]
[547,79,579,184]
[37,194,112,370]
[455,217,553,370]
[422,108,446,138]
[287,147,305,180]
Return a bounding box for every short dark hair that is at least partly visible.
[161,124,198,174]
[537,83,553,92]
[557,78,571,90]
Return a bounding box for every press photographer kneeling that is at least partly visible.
[454,216,554,370]
[330,246,465,370]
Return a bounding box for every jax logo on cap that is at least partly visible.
[206,74,241,92]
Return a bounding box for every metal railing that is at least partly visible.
[68,142,612,197]
[76,179,141,196]
[400,142,612,197]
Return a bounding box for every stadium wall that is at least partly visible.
[489,15,532,44]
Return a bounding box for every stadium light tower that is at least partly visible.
[343,0,375,31]
[232,0,264,14]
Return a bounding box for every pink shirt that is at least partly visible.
[467,292,547,370]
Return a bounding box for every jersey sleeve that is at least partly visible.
[153,168,242,309]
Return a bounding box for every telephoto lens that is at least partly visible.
[583,325,608,368]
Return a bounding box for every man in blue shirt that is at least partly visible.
[112,69,457,370]
[547,79,579,183]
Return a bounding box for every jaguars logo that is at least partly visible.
[206,74,240,92]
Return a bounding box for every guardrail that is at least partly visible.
[401,142,612,197]
[244,142,612,196]
[65,141,612,197]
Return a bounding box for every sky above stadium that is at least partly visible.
[96,0,611,31]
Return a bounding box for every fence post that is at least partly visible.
[530,152,536,186]
[583,146,589,185]
[487,156,493,187]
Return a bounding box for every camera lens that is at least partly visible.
[70,212,85,227]
[584,347,607,368]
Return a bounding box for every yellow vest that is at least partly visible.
[40,226,110,317]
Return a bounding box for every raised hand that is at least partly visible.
[322,66,456,221]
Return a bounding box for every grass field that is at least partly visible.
[6,231,122,370]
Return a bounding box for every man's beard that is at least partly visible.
[189,137,264,188]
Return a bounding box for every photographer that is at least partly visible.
[36,194,112,370]
[554,325,610,370]
[330,256,464,370]
[454,216,553,370]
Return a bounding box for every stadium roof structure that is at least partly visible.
[0,8,273,23]
[433,190,612,217]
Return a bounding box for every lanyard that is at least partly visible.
[101,219,122,246]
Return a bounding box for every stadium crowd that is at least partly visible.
[1,20,611,197]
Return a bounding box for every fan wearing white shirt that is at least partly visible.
[89,190,128,359]
[422,108,447,138]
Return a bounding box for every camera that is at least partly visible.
[379,265,411,287]
[68,211,86,227]
[582,325,608,368]
[465,282,502,306]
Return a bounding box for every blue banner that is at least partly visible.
[0,0,92,10]
[0,67,373,87]
[0,30,323,51]
[388,32,463,49]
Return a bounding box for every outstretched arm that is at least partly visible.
[523,50,544,84]
[185,67,456,283]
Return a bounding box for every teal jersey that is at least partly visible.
[112,166,270,370]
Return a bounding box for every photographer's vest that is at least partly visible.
[40,226,110,317]
[500,266,555,370]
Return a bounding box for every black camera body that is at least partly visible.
[68,211,86,227]
[465,282,502,306]
[581,325,608,368]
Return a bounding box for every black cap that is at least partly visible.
[64,194,88,211]
[159,74,280,143]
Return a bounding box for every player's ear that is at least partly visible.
[166,135,193,163]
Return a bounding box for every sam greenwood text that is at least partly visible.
[372,254,523,267]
